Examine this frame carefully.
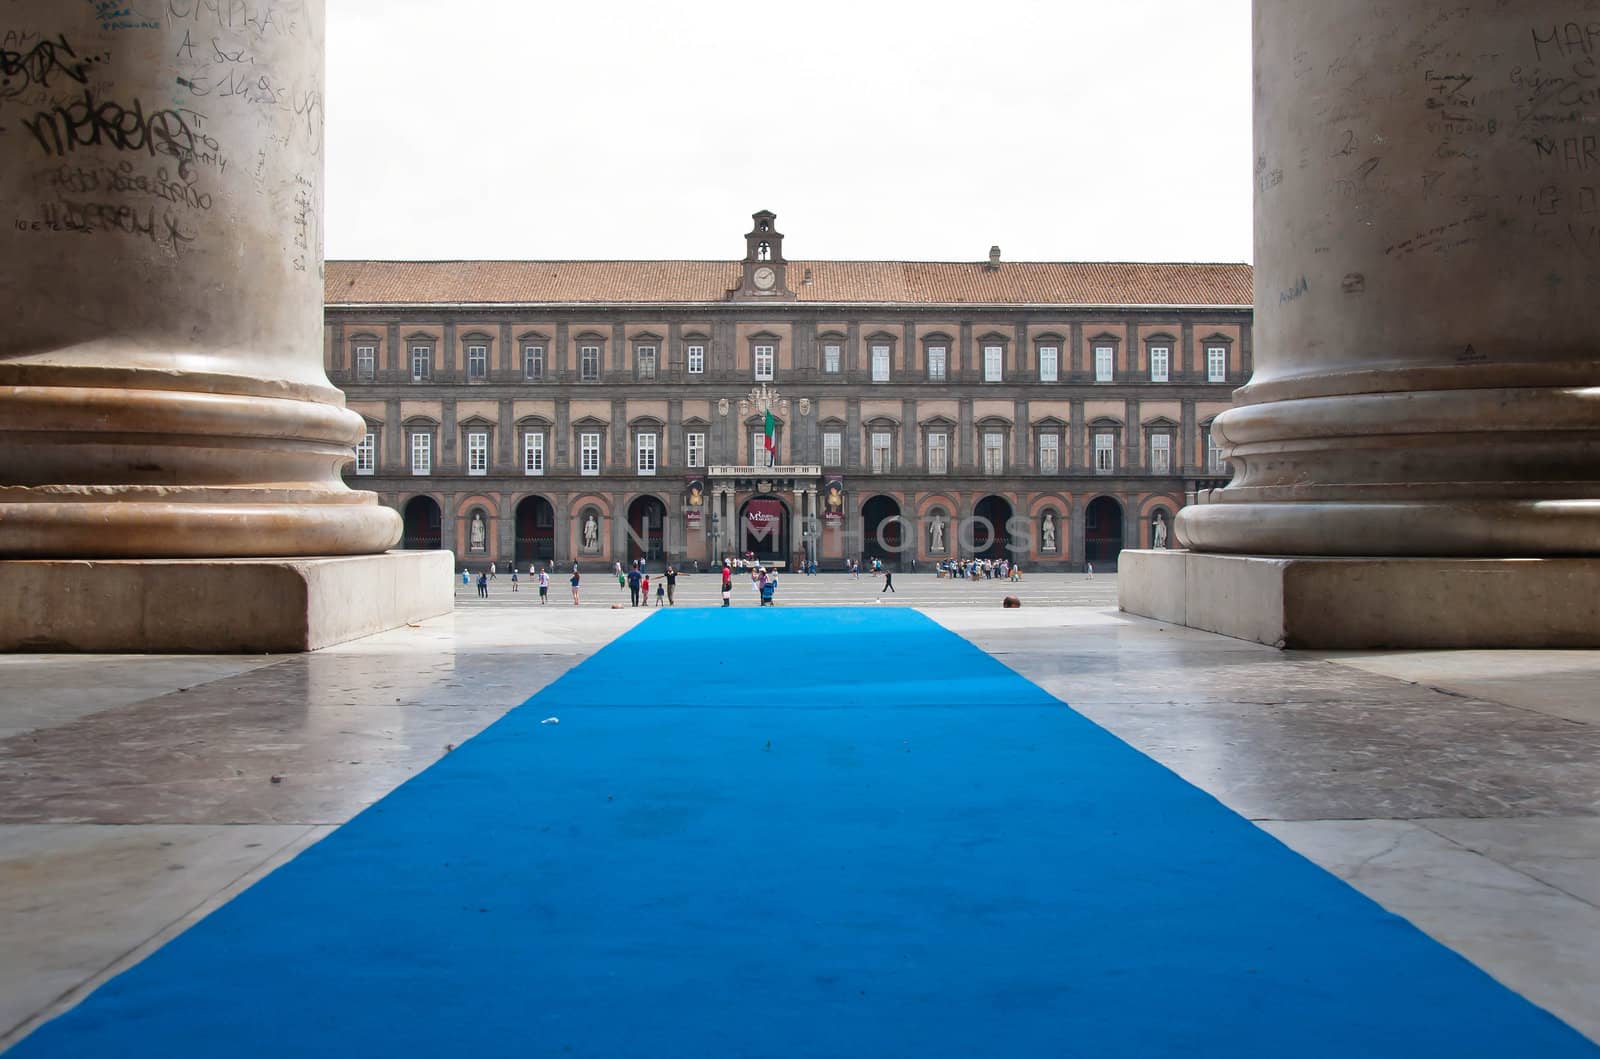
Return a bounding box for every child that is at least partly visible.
[510,568,519,592]
[641,573,651,606]
[655,579,665,606]
[537,565,550,604]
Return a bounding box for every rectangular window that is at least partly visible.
[984,345,1003,383]
[467,431,488,476]
[823,343,841,374]
[983,432,1005,474]
[523,344,544,381]
[927,346,947,381]
[410,345,431,382]
[355,432,375,475]
[1207,345,1227,383]
[1038,346,1058,383]
[871,344,890,382]
[752,431,775,466]
[580,432,601,475]
[1207,430,1226,473]
[1039,433,1060,474]
[927,433,948,474]
[466,344,487,380]
[524,432,544,475]
[754,344,774,381]
[1094,433,1115,474]
[410,432,431,475]
[636,345,657,380]
[1094,345,1114,383]
[637,432,657,475]
[687,432,705,468]
[1151,433,1172,473]
[870,431,892,473]
[822,431,842,467]
[1150,346,1170,383]
[687,344,705,374]
[354,345,375,381]
[579,345,600,381]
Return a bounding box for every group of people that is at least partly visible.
[614,559,678,607]
[462,562,567,604]
[719,558,779,607]
[937,557,1021,581]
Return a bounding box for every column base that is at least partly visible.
[0,551,455,653]
[1118,549,1600,649]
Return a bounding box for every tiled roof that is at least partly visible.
[324,259,1252,308]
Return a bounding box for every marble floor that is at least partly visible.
[2,574,1598,1051]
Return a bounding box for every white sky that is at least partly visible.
[324,0,1252,264]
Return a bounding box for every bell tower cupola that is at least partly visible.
[731,210,796,300]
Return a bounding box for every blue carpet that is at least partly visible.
[12,609,1597,1058]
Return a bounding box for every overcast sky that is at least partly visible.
[324,0,1252,264]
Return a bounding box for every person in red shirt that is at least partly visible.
[720,561,733,607]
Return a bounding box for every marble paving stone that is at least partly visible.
[1260,819,1600,1044]
[1322,650,1600,726]
[0,656,284,739]
[1420,818,1600,907]
[0,824,321,1044]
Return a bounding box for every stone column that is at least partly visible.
[1177,1,1600,557]
[0,1,398,558]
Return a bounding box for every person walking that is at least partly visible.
[641,572,651,606]
[720,560,733,607]
[510,567,519,592]
[655,578,666,607]
[665,565,677,606]
[477,571,489,599]
[882,567,895,594]
[537,565,549,604]
[627,564,642,606]
[569,566,580,605]
[1086,560,1094,579]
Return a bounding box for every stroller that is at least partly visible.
[759,575,778,607]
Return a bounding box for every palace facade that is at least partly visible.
[324,212,1250,571]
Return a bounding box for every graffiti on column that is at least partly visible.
[3,1,323,270]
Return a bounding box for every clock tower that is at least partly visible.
[730,210,796,300]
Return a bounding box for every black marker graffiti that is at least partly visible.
[0,33,90,99]
[21,88,225,179]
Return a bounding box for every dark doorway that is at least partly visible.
[971,495,1014,560]
[515,495,555,567]
[401,496,442,550]
[1085,496,1125,569]
[739,495,788,565]
[627,495,668,563]
[861,494,903,569]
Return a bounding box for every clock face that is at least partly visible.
[752,266,776,290]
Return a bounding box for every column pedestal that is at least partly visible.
[1119,550,1600,649]
[0,551,454,653]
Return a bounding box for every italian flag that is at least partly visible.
[763,409,776,466]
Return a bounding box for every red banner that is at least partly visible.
[744,499,784,540]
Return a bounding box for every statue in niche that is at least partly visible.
[929,515,946,553]
[1042,512,1057,552]
[582,513,600,552]
[1153,516,1169,549]
[469,513,486,552]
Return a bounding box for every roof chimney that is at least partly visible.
[986,245,1001,270]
